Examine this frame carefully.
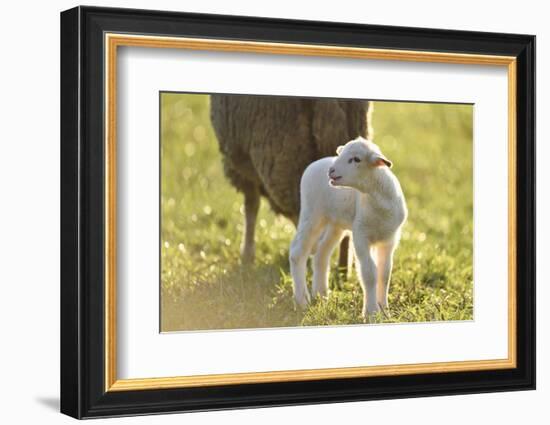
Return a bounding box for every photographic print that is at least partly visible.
[61,7,535,417]
[160,93,473,332]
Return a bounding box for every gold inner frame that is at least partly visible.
[104,33,517,392]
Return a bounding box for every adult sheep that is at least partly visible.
[210,94,373,265]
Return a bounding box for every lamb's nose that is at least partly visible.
[329,167,335,175]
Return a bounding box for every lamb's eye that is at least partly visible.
[353,157,361,163]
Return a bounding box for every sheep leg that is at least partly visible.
[289,218,324,309]
[338,236,351,277]
[240,187,260,264]
[312,225,343,299]
[352,233,378,319]
[375,242,396,311]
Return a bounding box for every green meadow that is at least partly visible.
[160,93,473,331]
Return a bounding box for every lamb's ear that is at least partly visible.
[371,154,392,168]
[336,145,345,155]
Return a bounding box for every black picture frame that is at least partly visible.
[61,5,536,419]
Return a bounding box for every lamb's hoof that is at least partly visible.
[363,314,377,324]
[294,292,311,310]
[311,289,330,302]
[363,307,381,323]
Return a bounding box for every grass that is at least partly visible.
[160,93,473,332]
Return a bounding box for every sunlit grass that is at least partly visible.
[160,94,473,331]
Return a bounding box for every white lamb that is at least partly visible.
[289,136,408,319]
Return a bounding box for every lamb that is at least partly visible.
[289,137,407,319]
[210,94,372,264]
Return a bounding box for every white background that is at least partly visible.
[0,0,545,424]
[118,48,509,379]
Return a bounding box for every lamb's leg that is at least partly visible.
[375,242,396,311]
[289,218,324,309]
[353,234,378,319]
[312,225,343,299]
[241,187,260,264]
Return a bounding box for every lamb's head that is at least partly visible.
[328,137,392,191]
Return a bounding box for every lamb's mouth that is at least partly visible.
[329,176,342,185]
